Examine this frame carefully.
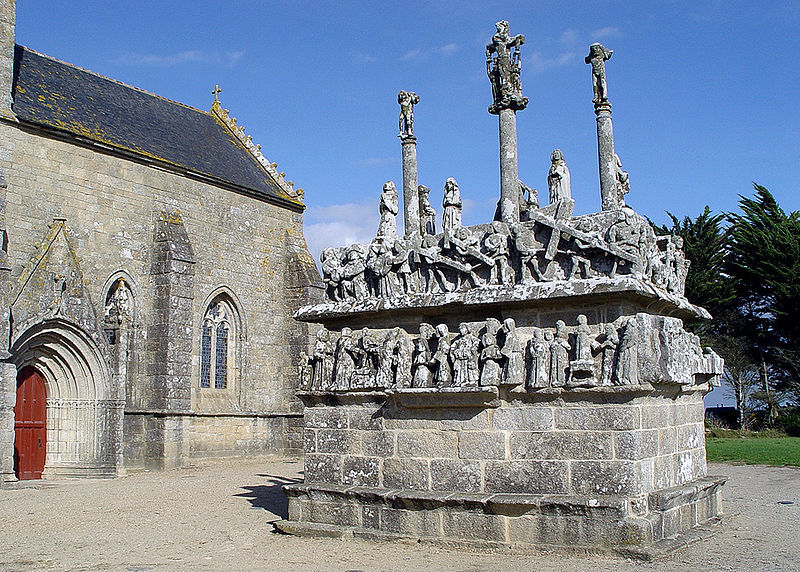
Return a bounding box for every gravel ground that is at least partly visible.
[0,458,797,571]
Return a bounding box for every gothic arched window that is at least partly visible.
[200,298,236,389]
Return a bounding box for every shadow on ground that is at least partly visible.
[236,474,302,521]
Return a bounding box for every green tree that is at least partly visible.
[727,184,800,403]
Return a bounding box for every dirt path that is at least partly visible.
[0,458,797,571]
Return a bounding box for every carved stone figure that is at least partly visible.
[479,318,502,386]
[333,327,357,390]
[483,222,513,285]
[340,244,369,299]
[104,278,133,325]
[592,323,619,386]
[391,238,415,295]
[398,90,420,137]
[513,226,546,283]
[500,318,523,387]
[320,248,344,300]
[569,314,596,386]
[377,181,399,238]
[550,320,571,387]
[451,322,479,387]
[526,328,550,389]
[393,327,413,388]
[433,323,453,387]
[376,330,397,389]
[585,43,613,105]
[486,20,528,114]
[418,185,436,235]
[311,329,334,390]
[298,352,312,390]
[614,153,629,205]
[366,240,396,297]
[442,178,462,234]
[616,318,639,385]
[412,323,436,388]
[548,149,572,204]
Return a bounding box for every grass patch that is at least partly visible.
[706,436,800,467]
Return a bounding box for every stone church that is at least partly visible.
[0,1,320,481]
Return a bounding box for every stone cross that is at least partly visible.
[212,85,222,104]
[585,43,622,211]
[398,91,421,237]
[486,20,528,225]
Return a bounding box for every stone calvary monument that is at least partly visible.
[276,22,726,554]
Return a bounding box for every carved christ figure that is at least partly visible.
[547,149,572,203]
[398,90,420,137]
[486,20,527,112]
[585,43,613,105]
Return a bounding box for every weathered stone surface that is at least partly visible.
[570,460,650,496]
[348,408,383,431]
[341,456,380,487]
[397,430,458,458]
[458,431,506,460]
[429,459,482,492]
[360,431,396,457]
[304,453,342,484]
[305,408,348,430]
[381,507,440,536]
[613,429,658,460]
[383,458,429,490]
[484,460,569,494]
[316,429,360,455]
[555,406,641,431]
[307,501,359,527]
[493,407,554,431]
[441,510,506,542]
[511,431,613,460]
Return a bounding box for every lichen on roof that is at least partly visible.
[11,45,294,206]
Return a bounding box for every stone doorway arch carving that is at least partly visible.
[10,318,124,477]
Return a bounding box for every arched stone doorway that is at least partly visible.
[10,318,124,477]
[14,366,47,479]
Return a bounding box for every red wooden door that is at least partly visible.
[14,366,47,480]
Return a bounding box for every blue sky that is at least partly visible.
[16,0,799,267]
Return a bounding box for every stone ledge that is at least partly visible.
[648,475,728,512]
[294,277,709,322]
[387,386,500,409]
[296,391,388,407]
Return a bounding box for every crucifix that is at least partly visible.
[212,85,222,104]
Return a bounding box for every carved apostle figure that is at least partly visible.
[585,43,613,105]
[412,323,436,388]
[398,90,420,137]
[442,178,462,234]
[377,181,399,238]
[433,323,453,387]
[333,327,357,390]
[311,329,334,390]
[592,323,619,386]
[479,318,503,386]
[320,247,344,301]
[376,331,397,389]
[616,318,639,385]
[549,320,571,387]
[500,318,524,387]
[547,149,572,204]
[393,327,414,388]
[366,240,396,297]
[418,185,436,235]
[451,322,480,387]
[574,314,593,364]
[391,237,415,295]
[486,20,528,113]
[526,328,550,389]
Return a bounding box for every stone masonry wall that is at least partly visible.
[303,393,707,497]
[0,120,317,464]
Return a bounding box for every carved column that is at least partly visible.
[400,134,420,237]
[586,43,621,211]
[497,108,520,224]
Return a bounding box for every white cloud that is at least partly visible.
[526,51,576,74]
[400,48,422,61]
[113,50,245,67]
[591,26,621,39]
[560,28,579,45]
[439,43,459,56]
[304,203,378,263]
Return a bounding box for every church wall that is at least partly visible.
[0,120,318,470]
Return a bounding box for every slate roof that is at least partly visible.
[11,45,294,206]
